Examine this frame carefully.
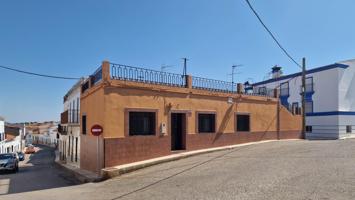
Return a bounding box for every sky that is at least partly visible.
[1,0,355,122]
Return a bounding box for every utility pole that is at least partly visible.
[301,57,306,139]
[182,58,188,76]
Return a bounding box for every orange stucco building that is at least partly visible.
[80,61,302,173]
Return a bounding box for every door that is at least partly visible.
[171,113,186,151]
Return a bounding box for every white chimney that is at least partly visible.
[271,65,282,79]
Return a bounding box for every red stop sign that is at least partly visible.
[91,124,103,136]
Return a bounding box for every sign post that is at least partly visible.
[91,124,103,173]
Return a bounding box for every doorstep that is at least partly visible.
[102,139,300,179]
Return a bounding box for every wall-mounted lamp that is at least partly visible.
[227,97,234,104]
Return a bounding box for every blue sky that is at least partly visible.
[1,0,355,122]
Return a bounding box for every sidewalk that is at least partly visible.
[54,139,300,182]
[54,150,102,183]
[101,139,300,179]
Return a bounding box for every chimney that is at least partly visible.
[271,65,282,79]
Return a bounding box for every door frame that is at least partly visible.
[169,110,189,151]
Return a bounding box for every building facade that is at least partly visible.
[252,59,355,139]
[31,122,58,147]
[0,116,4,143]
[59,78,85,168]
[1,125,22,153]
[80,61,302,173]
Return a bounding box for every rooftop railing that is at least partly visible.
[248,86,276,97]
[192,76,236,93]
[82,61,279,99]
[110,63,186,87]
[91,66,102,86]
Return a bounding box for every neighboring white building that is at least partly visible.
[31,122,58,147]
[0,116,4,142]
[0,123,23,153]
[0,116,5,153]
[251,59,355,139]
[25,128,33,145]
[59,78,85,168]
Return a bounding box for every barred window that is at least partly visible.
[129,112,156,136]
[346,125,352,133]
[305,101,313,113]
[236,114,250,132]
[306,126,312,133]
[198,114,215,133]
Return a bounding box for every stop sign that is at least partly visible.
[91,124,103,136]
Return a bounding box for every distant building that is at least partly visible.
[0,124,23,153]
[0,116,5,153]
[31,122,58,147]
[252,59,355,139]
[58,78,85,168]
[0,116,4,142]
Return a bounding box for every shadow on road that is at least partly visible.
[0,144,80,195]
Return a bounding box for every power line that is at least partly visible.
[0,65,81,80]
[244,0,301,68]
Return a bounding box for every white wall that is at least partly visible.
[0,135,21,153]
[0,120,4,141]
[338,60,355,111]
[306,115,339,139]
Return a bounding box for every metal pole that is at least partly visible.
[97,136,99,173]
[182,58,188,76]
[301,57,306,139]
[230,64,243,91]
[232,66,235,86]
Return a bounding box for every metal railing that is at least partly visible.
[91,66,102,86]
[81,81,89,93]
[250,87,276,97]
[110,63,186,87]
[68,109,79,124]
[192,76,236,93]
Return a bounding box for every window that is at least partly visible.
[280,82,289,96]
[258,87,266,95]
[305,101,313,113]
[236,114,250,132]
[306,126,312,133]
[129,112,156,136]
[305,77,314,93]
[292,102,299,115]
[346,125,352,133]
[198,113,216,133]
[82,115,87,135]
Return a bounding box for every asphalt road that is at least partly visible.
[0,145,78,195]
[2,139,355,200]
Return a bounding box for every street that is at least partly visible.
[2,139,355,200]
[0,145,78,195]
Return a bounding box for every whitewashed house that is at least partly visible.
[59,78,85,168]
[0,116,5,153]
[31,122,58,147]
[251,59,355,139]
[1,125,23,153]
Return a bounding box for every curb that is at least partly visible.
[54,150,103,183]
[102,139,301,179]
